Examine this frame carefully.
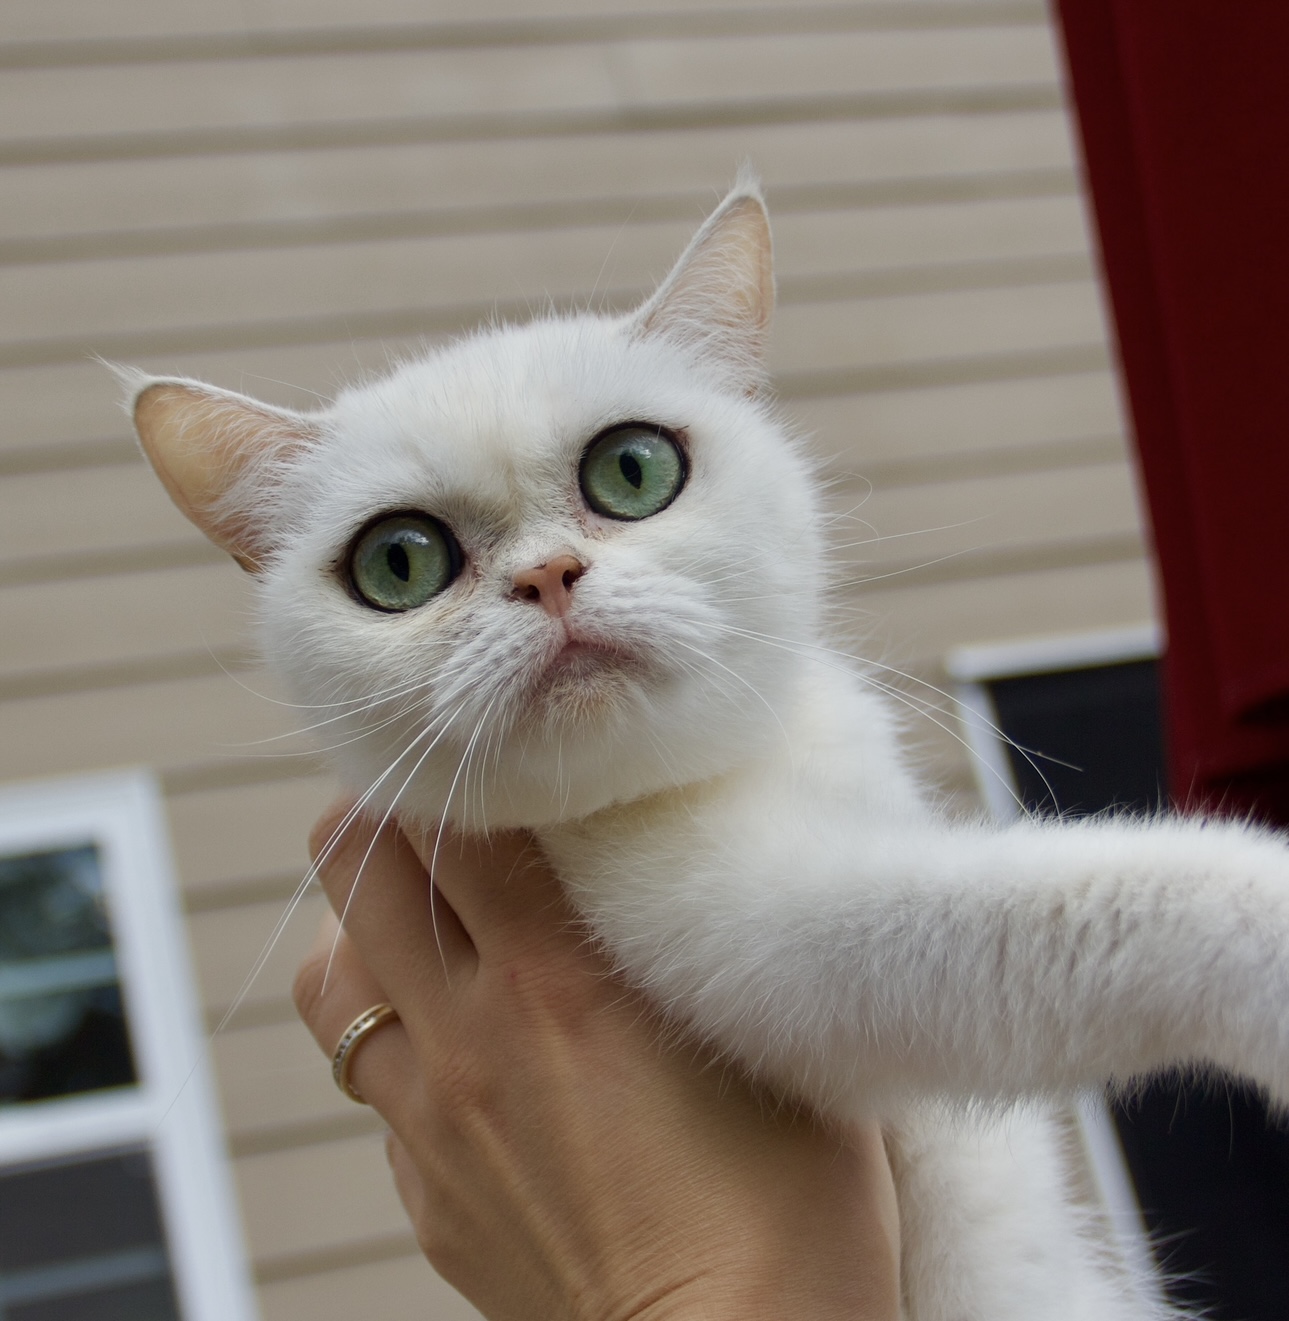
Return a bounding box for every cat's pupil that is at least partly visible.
[387,544,411,582]
[619,453,644,489]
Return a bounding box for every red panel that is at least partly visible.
[1054,0,1289,816]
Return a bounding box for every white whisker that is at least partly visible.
[669,636,790,754]
[422,696,502,976]
[705,621,1044,815]
[208,700,465,1036]
[323,696,478,991]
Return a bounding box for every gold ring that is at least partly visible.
[331,1003,399,1103]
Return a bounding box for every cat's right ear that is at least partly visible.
[114,367,319,573]
[630,175,774,395]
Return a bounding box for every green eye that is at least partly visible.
[348,512,461,612]
[580,425,686,521]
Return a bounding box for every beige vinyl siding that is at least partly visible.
[0,2,1152,1316]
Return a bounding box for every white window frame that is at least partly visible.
[0,769,257,1321]
[945,623,1166,1309]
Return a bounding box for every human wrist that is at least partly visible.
[571,1121,898,1321]
[581,1225,885,1321]
[604,1269,877,1321]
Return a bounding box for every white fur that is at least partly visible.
[128,183,1289,1320]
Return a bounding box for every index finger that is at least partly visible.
[309,801,475,1016]
[402,822,580,962]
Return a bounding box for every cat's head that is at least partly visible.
[125,180,825,829]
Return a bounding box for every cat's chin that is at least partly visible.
[319,632,796,834]
[384,686,784,833]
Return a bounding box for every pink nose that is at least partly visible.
[511,554,586,618]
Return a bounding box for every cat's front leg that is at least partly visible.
[550,803,1289,1117]
[855,816,1289,1110]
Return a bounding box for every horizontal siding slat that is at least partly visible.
[2,48,622,144]
[1,114,1077,244]
[0,464,204,565]
[827,461,1143,575]
[0,170,1082,265]
[2,254,1099,369]
[1,0,247,44]
[0,671,307,783]
[779,195,1091,275]
[628,26,1058,105]
[213,1018,353,1137]
[780,341,1110,398]
[189,894,326,1021]
[0,362,135,453]
[853,558,1156,673]
[0,647,250,705]
[1,1,1045,52]
[0,30,1059,144]
[0,276,1106,379]
[0,198,1093,343]
[844,531,1145,601]
[233,1130,410,1261]
[831,432,1128,491]
[168,776,334,894]
[774,280,1107,374]
[161,755,329,799]
[0,84,1066,168]
[0,539,225,592]
[0,561,251,680]
[0,437,138,476]
[789,369,1125,466]
[185,871,313,915]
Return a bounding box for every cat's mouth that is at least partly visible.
[518,627,648,722]
[542,634,644,682]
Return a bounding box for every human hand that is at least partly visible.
[294,807,900,1321]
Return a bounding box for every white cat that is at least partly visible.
[123,178,1289,1320]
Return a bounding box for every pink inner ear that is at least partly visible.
[635,192,775,394]
[133,380,316,573]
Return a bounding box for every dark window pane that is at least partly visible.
[13,1275,179,1321]
[0,1148,166,1272]
[0,1150,179,1320]
[0,844,137,1104]
[989,659,1166,816]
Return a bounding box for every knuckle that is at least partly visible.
[494,953,597,1032]
[435,1056,495,1123]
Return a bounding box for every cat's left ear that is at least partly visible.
[631,175,774,395]
[115,367,320,572]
